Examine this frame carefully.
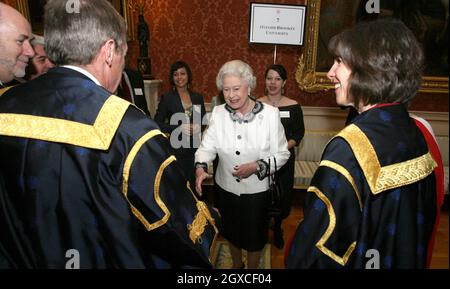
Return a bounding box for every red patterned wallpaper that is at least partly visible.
[134,0,306,102]
[2,0,15,6]
[4,0,448,111]
[129,0,448,111]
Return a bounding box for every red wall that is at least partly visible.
[131,0,306,101]
[5,0,448,111]
[2,0,15,6]
[129,0,448,111]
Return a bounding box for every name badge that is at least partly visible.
[280,111,290,118]
[134,88,143,95]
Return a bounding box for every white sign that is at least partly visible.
[249,3,307,46]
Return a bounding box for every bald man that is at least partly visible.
[0,2,34,268]
[0,3,34,89]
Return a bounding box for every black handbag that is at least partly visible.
[268,157,282,217]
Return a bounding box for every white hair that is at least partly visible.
[216,60,256,92]
[31,34,45,47]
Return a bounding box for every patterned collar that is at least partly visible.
[225,99,264,124]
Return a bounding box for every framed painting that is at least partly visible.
[296,0,449,93]
[16,0,136,41]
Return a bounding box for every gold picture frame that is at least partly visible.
[296,0,449,93]
[17,0,136,41]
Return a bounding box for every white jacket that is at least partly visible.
[195,102,290,195]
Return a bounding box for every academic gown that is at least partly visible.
[286,104,437,269]
[0,67,218,269]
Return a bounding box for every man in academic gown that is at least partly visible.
[0,2,35,268]
[0,0,218,269]
[0,3,34,93]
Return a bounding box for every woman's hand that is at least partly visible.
[287,139,297,150]
[195,167,212,195]
[232,161,259,180]
[192,123,201,135]
[181,123,193,135]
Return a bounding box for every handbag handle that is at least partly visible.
[268,156,278,186]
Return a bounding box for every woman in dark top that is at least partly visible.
[287,19,437,269]
[259,64,305,249]
[154,61,206,189]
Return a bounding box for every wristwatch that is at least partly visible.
[255,159,269,180]
[256,160,263,172]
[195,162,208,173]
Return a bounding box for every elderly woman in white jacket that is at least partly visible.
[195,60,290,269]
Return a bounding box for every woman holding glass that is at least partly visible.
[155,61,206,189]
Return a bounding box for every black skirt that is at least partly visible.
[215,185,269,252]
[275,149,295,219]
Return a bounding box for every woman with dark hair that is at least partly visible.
[259,64,304,249]
[286,18,439,269]
[154,61,206,189]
